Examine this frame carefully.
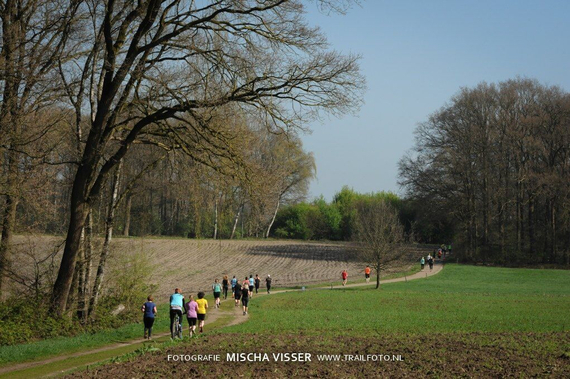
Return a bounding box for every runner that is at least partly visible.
[428,255,434,271]
[248,275,255,297]
[364,266,371,283]
[254,274,261,294]
[196,291,208,333]
[265,274,272,294]
[212,278,222,308]
[234,279,242,306]
[341,270,348,286]
[241,281,250,315]
[169,288,185,338]
[420,256,425,270]
[231,275,238,296]
[185,295,198,338]
[222,275,229,300]
[141,295,157,340]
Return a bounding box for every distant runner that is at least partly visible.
[254,274,261,294]
[234,280,242,306]
[196,291,208,333]
[265,274,272,294]
[212,279,222,308]
[364,266,371,283]
[241,282,250,315]
[342,270,348,286]
[231,275,238,296]
[248,275,255,297]
[222,275,229,300]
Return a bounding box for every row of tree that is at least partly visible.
[399,78,570,265]
[0,0,365,317]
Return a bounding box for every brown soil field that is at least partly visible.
[9,236,427,299]
[77,332,570,378]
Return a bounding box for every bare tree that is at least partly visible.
[0,0,80,298]
[51,0,364,314]
[352,199,405,289]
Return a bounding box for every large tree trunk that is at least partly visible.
[0,147,20,298]
[89,161,122,316]
[51,197,90,314]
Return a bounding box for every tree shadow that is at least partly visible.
[245,243,358,262]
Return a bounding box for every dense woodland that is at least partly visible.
[399,79,570,265]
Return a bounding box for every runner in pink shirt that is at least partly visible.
[185,295,199,338]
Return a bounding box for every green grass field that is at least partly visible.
[82,264,570,378]
[221,264,570,336]
[4,264,570,377]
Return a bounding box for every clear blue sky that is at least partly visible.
[302,0,570,201]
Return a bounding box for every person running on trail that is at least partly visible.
[241,282,250,315]
[428,255,434,271]
[185,294,198,338]
[248,275,255,297]
[420,256,425,270]
[234,279,242,306]
[169,288,185,338]
[342,270,348,286]
[265,274,272,294]
[254,274,261,294]
[196,291,208,333]
[222,275,229,300]
[212,278,222,308]
[231,275,238,296]
[141,295,157,340]
[364,266,371,283]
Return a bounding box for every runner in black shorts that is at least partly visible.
[241,283,250,315]
[254,274,261,294]
[234,283,242,307]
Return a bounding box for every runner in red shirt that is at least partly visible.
[364,266,371,283]
[341,270,348,286]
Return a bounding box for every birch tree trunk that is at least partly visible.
[230,204,244,239]
[88,160,122,316]
[265,197,281,239]
[124,194,132,237]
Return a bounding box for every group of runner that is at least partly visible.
[340,266,372,286]
[140,274,273,339]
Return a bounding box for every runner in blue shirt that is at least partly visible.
[141,295,157,339]
[169,288,185,338]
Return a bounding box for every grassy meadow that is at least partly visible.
[83,264,570,377]
[222,264,570,335]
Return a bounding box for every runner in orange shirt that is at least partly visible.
[364,266,371,283]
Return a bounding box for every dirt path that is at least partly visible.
[0,263,443,377]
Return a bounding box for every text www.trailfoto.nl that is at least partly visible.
[317,354,404,362]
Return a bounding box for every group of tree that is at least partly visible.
[399,78,570,265]
[270,186,408,241]
[0,0,365,318]
[270,187,408,289]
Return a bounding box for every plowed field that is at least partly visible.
[10,236,425,298]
